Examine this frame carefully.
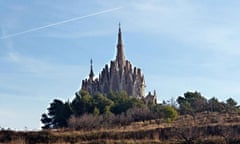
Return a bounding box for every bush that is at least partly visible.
[126,107,154,122]
[68,114,103,130]
[162,106,178,122]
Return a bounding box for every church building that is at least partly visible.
[81,24,157,104]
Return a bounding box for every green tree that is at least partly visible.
[162,105,178,122]
[108,91,145,114]
[177,96,193,115]
[93,93,114,114]
[226,98,237,107]
[41,99,72,129]
[108,91,130,114]
[226,98,238,113]
[177,91,208,114]
[93,107,100,116]
[40,113,51,129]
[208,97,225,112]
[71,90,93,116]
[104,105,112,115]
[129,98,145,108]
[149,104,164,118]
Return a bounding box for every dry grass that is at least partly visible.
[1,112,240,144]
[7,137,26,144]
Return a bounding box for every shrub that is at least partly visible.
[162,106,178,122]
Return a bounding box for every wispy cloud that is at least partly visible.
[4,52,50,74]
[3,51,88,77]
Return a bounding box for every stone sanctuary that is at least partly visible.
[81,24,157,104]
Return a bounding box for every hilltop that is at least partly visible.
[1,90,240,143]
[1,112,240,144]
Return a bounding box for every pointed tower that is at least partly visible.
[116,23,125,68]
[80,24,156,104]
[89,59,94,81]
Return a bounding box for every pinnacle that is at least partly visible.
[116,23,125,64]
[89,59,94,80]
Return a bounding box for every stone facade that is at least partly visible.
[81,24,156,104]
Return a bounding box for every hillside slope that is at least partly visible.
[1,112,240,144]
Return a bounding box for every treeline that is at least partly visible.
[41,90,239,129]
[177,91,239,115]
[41,90,177,129]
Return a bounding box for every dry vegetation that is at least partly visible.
[1,112,240,144]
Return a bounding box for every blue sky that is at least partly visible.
[1,0,240,130]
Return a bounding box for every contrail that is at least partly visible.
[0,7,122,39]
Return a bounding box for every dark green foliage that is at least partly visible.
[107,91,131,114]
[208,97,226,112]
[207,97,240,113]
[41,91,148,129]
[162,106,178,122]
[149,104,178,121]
[92,93,114,114]
[226,98,238,113]
[107,91,145,114]
[226,98,237,107]
[41,99,73,129]
[71,91,92,115]
[177,91,239,114]
[177,91,208,115]
[42,89,239,129]
[40,113,51,129]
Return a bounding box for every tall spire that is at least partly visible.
[118,23,123,46]
[116,23,125,66]
[89,59,94,81]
